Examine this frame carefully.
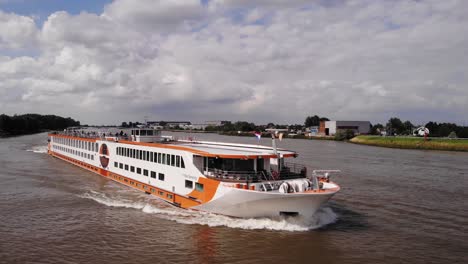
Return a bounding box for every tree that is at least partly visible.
[386,117,405,135]
[304,115,320,127]
[370,123,384,135]
[403,120,414,135]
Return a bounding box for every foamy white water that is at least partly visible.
[79,190,337,232]
[27,145,48,153]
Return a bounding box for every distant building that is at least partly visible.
[188,121,230,130]
[204,120,231,126]
[319,121,371,136]
[147,121,191,128]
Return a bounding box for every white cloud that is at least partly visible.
[0,10,38,49]
[0,0,468,125]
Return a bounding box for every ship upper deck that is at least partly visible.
[49,127,297,159]
[173,140,296,159]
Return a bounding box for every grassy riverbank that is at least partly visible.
[350,135,468,152]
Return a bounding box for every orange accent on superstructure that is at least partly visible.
[186,177,220,203]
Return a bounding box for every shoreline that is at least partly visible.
[0,130,48,138]
[350,135,468,152]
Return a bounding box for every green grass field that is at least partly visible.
[350,135,468,152]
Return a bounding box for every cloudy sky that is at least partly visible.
[0,0,467,125]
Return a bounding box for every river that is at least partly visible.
[0,132,467,264]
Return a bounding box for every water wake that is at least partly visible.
[79,190,338,232]
[26,145,48,153]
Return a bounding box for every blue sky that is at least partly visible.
[0,0,111,20]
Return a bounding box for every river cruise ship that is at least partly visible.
[47,128,340,218]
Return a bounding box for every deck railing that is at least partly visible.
[276,162,309,179]
[204,161,310,182]
[204,168,274,182]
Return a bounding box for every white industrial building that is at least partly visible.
[320,121,371,136]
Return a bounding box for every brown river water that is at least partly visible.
[0,132,467,264]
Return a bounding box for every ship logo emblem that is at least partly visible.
[99,143,110,168]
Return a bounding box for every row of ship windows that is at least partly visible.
[53,145,95,160]
[116,147,186,169]
[54,137,98,152]
[114,162,166,181]
[113,161,203,191]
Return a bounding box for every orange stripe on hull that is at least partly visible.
[48,151,204,209]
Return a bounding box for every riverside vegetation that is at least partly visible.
[350,135,468,152]
[0,114,80,137]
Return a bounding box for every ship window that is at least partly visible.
[158,191,164,196]
[119,163,123,169]
[143,169,148,176]
[114,162,118,168]
[95,143,98,152]
[167,194,173,199]
[181,158,185,168]
[147,130,153,136]
[146,151,150,161]
[125,164,129,171]
[141,130,147,136]
[176,156,180,167]
[132,149,135,158]
[171,155,175,166]
[137,168,141,174]
[195,183,204,192]
[185,180,193,189]
[135,130,140,136]
[157,153,161,163]
[150,152,154,162]
[158,173,165,181]
[150,188,155,192]
[139,150,143,160]
[166,155,171,165]
[162,154,166,164]
[150,171,156,178]
[130,166,135,172]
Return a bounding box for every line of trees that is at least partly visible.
[0,114,80,136]
[370,117,468,138]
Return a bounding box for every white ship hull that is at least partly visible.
[195,186,338,218]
